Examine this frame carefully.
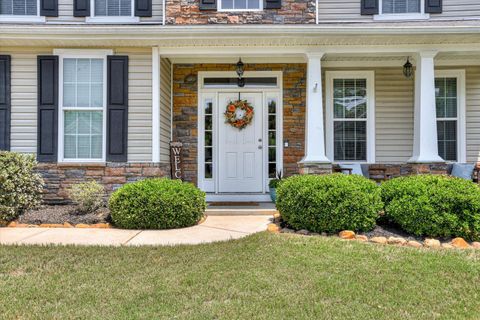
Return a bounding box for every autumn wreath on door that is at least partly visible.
[224,100,254,130]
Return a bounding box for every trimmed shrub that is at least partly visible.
[276,174,382,233]
[381,175,480,241]
[0,151,44,221]
[69,181,105,214]
[109,178,206,229]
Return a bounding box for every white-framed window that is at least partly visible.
[55,49,112,163]
[374,0,429,20]
[326,71,375,163]
[0,0,45,22]
[435,70,466,163]
[86,0,139,23]
[218,0,262,11]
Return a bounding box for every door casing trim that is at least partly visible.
[197,71,283,195]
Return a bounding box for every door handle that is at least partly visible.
[258,145,263,149]
[258,138,262,142]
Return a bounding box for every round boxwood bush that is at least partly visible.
[0,151,44,222]
[109,178,206,229]
[381,175,480,241]
[276,174,382,233]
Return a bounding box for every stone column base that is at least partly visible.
[298,162,332,175]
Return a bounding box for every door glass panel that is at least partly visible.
[267,98,277,178]
[204,99,214,180]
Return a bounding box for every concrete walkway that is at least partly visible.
[0,215,272,246]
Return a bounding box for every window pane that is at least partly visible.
[445,98,457,118]
[222,0,234,9]
[334,120,367,161]
[268,163,276,179]
[247,0,259,9]
[268,115,276,130]
[205,115,212,130]
[437,120,457,161]
[268,147,276,162]
[0,0,12,14]
[205,101,212,114]
[205,147,212,162]
[205,131,212,147]
[64,111,103,160]
[63,58,104,108]
[205,164,213,179]
[268,131,276,146]
[235,0,247,9]
[268,100,276,114]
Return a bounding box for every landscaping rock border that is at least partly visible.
[268,213,480,250]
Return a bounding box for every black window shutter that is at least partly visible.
[73,0,90,17]
[37,56,58,162]
[0,56,11,151]
[135,0,152,17]
[425,0,442,13]
[264,0,281,9]
[107,56,128,162]
[40,0,58,16]
[199,0,216,11]
[361,0,378,15]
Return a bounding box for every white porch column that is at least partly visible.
[408,51,444,163]
[300,52,330,164]
[151,46,160,163]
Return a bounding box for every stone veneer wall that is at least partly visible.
[37,163,170,204]
[165,0,315,24]
[173,63,307,185]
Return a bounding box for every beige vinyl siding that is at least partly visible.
[465,66,480,162]
[160,58,171,163]
[374,68,414,163]
[46,0,163,23]
[47,0,83,23]
[0,47,51,154]
[431,0,480,20]
[317,0,370,22]
[317,0,480,22]
[117,48,153,162]
[141,0,164,23]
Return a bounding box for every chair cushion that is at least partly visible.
[339,163,364,176]
[451,163,475,180]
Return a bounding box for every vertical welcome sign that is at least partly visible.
[170,141,183,180]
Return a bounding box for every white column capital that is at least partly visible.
[415,50,439,59]
[304,52,326,60]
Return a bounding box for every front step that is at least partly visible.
[206,202,277,216]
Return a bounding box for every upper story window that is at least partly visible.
[218,0,262,11]
[375,0,430,20]
[0,0,45,22]
[87,0,139,23]
[383,0,420,14]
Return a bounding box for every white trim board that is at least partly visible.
[325,70,376,164]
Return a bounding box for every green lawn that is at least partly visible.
[1,233,479,319]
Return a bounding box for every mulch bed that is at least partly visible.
[19,205,110,225]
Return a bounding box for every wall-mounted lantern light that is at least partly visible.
[236,58,245,87]
[403,58,413,79]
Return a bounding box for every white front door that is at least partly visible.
[218,92,264,193]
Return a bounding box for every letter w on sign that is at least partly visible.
[170,141,183,180]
